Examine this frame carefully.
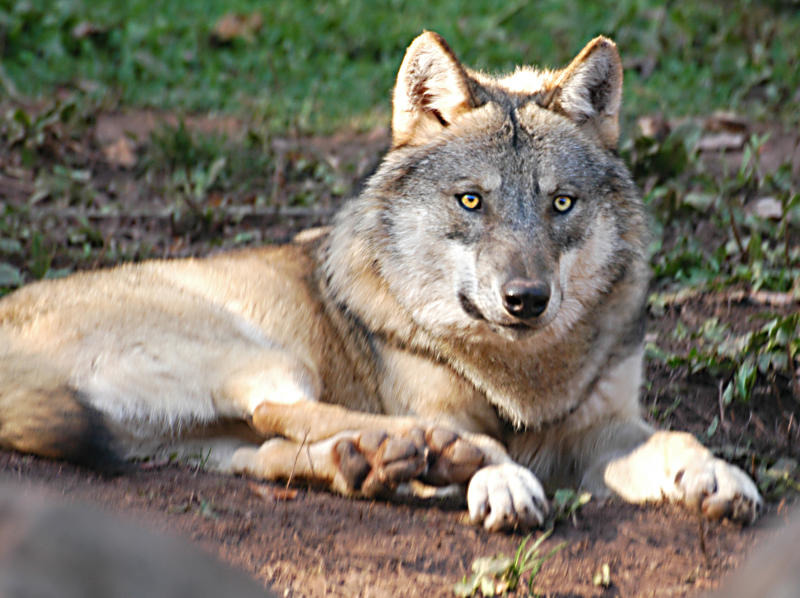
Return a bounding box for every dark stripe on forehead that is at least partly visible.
[507,106,520,149]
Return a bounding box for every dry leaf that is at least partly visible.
[248,482,298,501]
[103,137,137,168]
[212,13,263,43]
[751,197,783,220]
[637,114,670,140]
[72,21,107,40]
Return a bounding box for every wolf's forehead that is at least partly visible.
[453,170,502,192]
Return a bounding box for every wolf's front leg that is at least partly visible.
[239,400,549,528]
[584,422,762,523]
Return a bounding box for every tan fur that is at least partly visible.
[0,33,761,531]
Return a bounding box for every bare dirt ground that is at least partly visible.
[0,446,777,598]
[1,109,798,597]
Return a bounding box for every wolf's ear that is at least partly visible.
[543,36,623,149]
[392,31,476,147]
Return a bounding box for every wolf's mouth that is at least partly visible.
[501,321,531,331]
[458,292,485,321]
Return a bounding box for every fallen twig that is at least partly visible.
[652,287,798,309]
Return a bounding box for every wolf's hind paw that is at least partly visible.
[423,427,485,486]
[229,429,427,498]
[467,463,548,532]
[334,426,486,495]
[332,429,427,497]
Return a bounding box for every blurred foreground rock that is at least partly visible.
[706,510,800,598]
[0,480,273,598]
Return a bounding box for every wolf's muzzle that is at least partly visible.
[501,279,550,319]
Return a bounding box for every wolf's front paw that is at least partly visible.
[466,463,548,532]
[674,458,762,524]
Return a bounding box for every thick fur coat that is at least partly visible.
[0,33,760,530]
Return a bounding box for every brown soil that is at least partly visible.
[1,110,798,597]
[0,446,784,598]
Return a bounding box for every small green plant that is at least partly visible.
[166,156,228,239]
[145,121,226,173]
[2,97,87,165]
[592,563,611,588]
[551,489,591,526]
[755,457,800,500]
[453,531,565,597]
[646,312,799,408]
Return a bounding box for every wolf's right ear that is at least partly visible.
[391,31,476,147]
[542,36,623,149]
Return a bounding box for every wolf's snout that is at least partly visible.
[501,279,550,319]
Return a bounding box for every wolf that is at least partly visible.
[0,32,761,531]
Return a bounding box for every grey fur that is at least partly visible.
[0,32,761,532]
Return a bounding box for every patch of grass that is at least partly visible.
[550,488,591,527]
[0,202,78,295]
[646,312,799,408]
[640,130,800,295]
[2,1,799,132]
[0,88,363,291]
[756,457,800,500]
[637,98,799,414]
[453,530,565,597]
[2,93,99,166]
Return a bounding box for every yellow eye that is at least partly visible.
[458,192,482,211]
[553,195,574,213]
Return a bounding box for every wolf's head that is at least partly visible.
[325,32,648,346]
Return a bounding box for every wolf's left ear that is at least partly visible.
[544,36,623,149]
[392,31,476,147]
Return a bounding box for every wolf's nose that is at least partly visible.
[501,279,550,319]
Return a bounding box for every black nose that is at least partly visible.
[501,279,550,319]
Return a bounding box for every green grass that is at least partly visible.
[2,1,800,132]
[454,531,565,597]
[640,132,800,294]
